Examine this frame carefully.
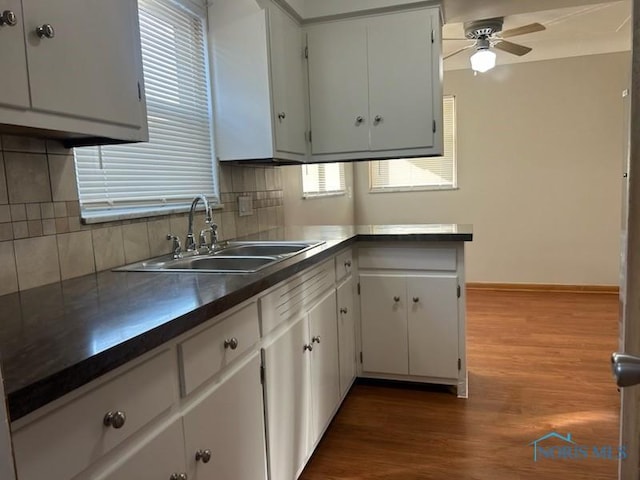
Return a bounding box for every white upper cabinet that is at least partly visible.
[0,0,29,110]
[0,0,148,146]
[209,0,307,162]
[306,7,443,162]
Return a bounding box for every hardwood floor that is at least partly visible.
[300,290,621,480]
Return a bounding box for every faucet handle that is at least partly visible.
[167,234,183,259]
[199,223,219,250]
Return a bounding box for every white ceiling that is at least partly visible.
[443,0,631,71]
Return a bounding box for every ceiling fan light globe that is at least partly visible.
[470,49,496,73]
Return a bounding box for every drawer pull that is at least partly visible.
[413,297,420,303]
[344,260,352,268]
[170,474,188,480]
[195,449,212,463]
[224,337,239,350]
[303,344,313,352]
[340,307,348,314]
[393,296,400,303]
[103,410,126,429]
[312,335,321,344]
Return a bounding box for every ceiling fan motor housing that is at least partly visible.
[464,17,504,39]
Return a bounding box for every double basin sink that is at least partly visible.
[117,241,324,274]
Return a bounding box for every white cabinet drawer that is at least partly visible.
[260,260,335,336]
[12,350,175,480]
[335,249,353,282]
[358,247,457,271]
[179,302,260,396]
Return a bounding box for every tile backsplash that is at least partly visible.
[0,135,284,295]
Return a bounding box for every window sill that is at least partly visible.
[81,203,223,225]
[369,186,459,194]
[302,192,347,200]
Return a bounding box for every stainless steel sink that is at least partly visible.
[116,241,324,273]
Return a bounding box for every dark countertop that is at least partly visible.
[0,224,472,421]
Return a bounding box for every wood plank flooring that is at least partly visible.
[300,290,621,480]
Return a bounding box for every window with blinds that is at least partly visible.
[369,96,457,192]
[74,0,217,222]
[302,163,346,198]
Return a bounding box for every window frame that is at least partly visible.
[368,95,457,194]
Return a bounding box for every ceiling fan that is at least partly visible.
[444,17,546,73]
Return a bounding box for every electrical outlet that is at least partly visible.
[238,195,254,217]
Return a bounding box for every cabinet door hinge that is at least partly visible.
[457,284,461,298]
[433,120,437,133]
[458,358,462,370]
[360,351,363,364]
[307,130,312,143]
[260,350,266,385]
[137,81,142,101]
[304,45,309,59]
[431,29,435,44]
[357,282,361,295]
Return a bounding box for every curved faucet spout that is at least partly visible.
[186,194,212,252]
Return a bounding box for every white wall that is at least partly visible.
[355,52,630,286]
[283,163,355,225]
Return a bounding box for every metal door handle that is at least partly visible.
[612,352,640,387]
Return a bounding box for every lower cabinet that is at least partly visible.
[183,353,267,480]
[263,289,340,480]
[100,419,186,480]
[337,276,357,396]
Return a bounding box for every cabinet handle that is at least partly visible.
[393,296,400,303]
[344,260,352,268]
[277,112,286,121]
[413,297,420,303]
[374,115,383,125]
[195,449,212,463]
[303,344,313,352]
[103,410,127,429]
[36,24,55,39]
[312,335,321,344]
[0,10,17,26]
[340,307,348,314]
[355,116,364,125]
[170,474,188,480]
[224,337,239,350]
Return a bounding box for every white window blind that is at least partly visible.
[369,96,457,192]
[74,0,217,221]
[302,163,346,198]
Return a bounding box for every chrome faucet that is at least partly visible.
[166,194,217,258]
[186,194,216,253]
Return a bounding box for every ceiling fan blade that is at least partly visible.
[500,22,546,38]
[443,45,475,60]
[494,40,532,56]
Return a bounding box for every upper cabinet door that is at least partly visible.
[269,5,307,157]
[22,0,144,128]
[0,0,29,110]
[307,19,369,155]
[367,9,435,151]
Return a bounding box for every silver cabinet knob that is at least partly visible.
[277,112,286,121]
[374,115,383,124]
[195,449,212,463]
[355,116,364,125]
[340,307,348,314]
[312,335,321,344]
[224,337,238,350]
[36,23,55,38]
[393,296,400,303]
[344,260,352,268]
[103,410,126,429]
[413,297,419,303]
[170,474,188,480]
[303,344,313,352]
[0,10,17,26]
